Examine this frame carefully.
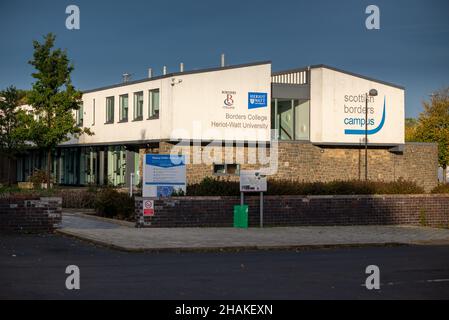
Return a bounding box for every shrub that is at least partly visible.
[419,208,428,227]
[186,177,239,196]
[28,169,52,188]
[431,184,449,194]
[94,187,134,220]
[183,177,424,196]
[59,189,97,209]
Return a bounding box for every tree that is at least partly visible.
[27,33,92,189]
[414,87,449,183]
[0,86,32,185]
[16,89,30,105]
[405,118,418,142]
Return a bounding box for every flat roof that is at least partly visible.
[82,60,272,94]
[273,64,405,90]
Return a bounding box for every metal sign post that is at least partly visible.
[129,173,134,197]
[260,191,264,228]
[239,170,267,228]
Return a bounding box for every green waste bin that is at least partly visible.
[233,205,248,228]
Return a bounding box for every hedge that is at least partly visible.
[181,177,425,196]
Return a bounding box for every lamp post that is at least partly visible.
[365,89,378,181]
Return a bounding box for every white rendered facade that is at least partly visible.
[16,61,405,186]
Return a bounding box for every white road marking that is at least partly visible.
[424,279,449,283]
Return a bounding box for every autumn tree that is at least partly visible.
[414,87,449,182]
[405,118,418,142]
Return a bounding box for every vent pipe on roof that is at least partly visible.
[163,66,167,75]
[180,62,184,72]
[221,53,225,67]
[122,73,131,83]
[148,68,153,78]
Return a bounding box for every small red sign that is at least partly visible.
[143,200,154,216]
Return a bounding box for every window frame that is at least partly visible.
[92,99,95,126]
[76,102,84,127]
[119,94,129,122]
[148,89,160,119]
[105,96,115,124]
[133,91,144,121]
[213,163,240,176]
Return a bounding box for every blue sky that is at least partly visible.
[0,0,448,118]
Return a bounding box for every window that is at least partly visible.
[294,99,310,140]
[148,89,160,119]
[277,99,293,140]
[271,98,310,141]
[133,91,143,120]
[119,94,128,122]
[76,102,83,126]
[92,99,95,126]
[106,96,114,123]
[213,164,240,176]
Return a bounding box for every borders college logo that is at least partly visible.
[224,94,234,107]
[222,90,236,109]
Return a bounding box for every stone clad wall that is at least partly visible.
[135,195,449,228]
[0,197,62,233]
[273,142,438,192]
[139,141,438,192]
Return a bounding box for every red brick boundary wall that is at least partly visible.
[0,197,62,233]
[135,195,449,228]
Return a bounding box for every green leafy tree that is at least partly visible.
[27,33,92,188]
[16,89,30,105]
[414,87,449,182]
[0,86,32,185]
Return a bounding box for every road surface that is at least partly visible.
[0,234,448,299]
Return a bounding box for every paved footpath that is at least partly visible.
[58,212,449,252]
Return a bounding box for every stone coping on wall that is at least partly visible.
[136,194,449,201]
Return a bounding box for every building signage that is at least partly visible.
[240,170,267,192]
[309,67,404,145]
[344,96,386,135]
[248,92,268,109]
[143,154,186,197]
[222,90,236,109]
[143,200,155,216]
[169,63,272,142]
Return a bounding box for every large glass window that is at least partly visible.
[133,91,143,120]
[106,96,114,123]
[271,98,310,141]
[148,89,160,119]
[278,99,294,140]
[60,148,80,185]
[119,94,128,122]
[107,146,126,186]
[294,99,310,140]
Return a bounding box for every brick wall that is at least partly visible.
[140,141,438,192]
[135,195,449,228]
[0,197,62,233]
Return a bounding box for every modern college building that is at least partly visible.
[12,60,438,191]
